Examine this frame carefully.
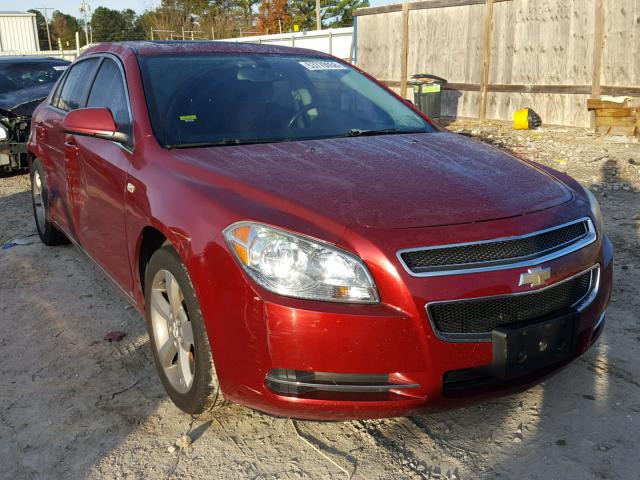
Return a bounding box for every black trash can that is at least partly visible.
[410,74,447,119]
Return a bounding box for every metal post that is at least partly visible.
[79,0,90,45]
[316,0,321,30]
[38,7,53,50]
[328,31,332,55]
[75,31,80,56]
[151,28,154,40]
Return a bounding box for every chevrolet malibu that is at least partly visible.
[27,41,613,419]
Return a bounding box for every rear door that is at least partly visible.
[37,57,100,236]
[66,55,134,292]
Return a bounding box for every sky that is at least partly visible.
[10,0,388,18]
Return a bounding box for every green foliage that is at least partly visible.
[92,7,146,42]
[324,0,368,27]
[51,11,82,48]
[31,0,364,46]
[28,9,51,50]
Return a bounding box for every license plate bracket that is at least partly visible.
[491,313,577,380]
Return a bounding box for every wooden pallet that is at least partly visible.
[587,99,639,136]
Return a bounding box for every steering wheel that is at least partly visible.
[287,103,319,130]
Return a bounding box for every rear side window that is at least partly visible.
[57,58,99,111]
[87,58,132,143]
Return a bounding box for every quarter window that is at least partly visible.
[87,59,133,145]
[57,58,99,111]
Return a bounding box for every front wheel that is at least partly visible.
[144,246,221,413]
[30,158,68,246]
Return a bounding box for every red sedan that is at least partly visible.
[27,41,613,420]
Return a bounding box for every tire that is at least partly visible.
[144,245,221,414]
[30,158,68,246]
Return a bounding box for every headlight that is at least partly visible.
[0,124,8,141]
[224,222,379,303]
[584,187,603,233]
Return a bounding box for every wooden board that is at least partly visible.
[602,0,640,87]
[594,116,636,126]
[587,99,631,109]
[593,108,635,117]
[487,0,596,126]
[356,12,404,84]
[354,0,640,126]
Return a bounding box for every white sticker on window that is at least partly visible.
[53,66,68,71]
[299,61,348,71]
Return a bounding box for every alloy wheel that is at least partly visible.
[149,269,195,393]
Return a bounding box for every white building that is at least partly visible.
[0,11,40,52]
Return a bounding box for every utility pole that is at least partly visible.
[37,7,53,50]
[79,0,90,46]
[316,0,321,30]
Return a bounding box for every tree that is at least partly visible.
[51,11,81,48]
[257,0,289,34]
[324,0,368,27]
[29,9,50,50]
[288,0,366,30]
[91,7,145,42]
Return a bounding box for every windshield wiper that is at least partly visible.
[344,128,425,137]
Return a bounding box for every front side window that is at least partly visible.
[57,58,99,112]
[138,54,434,148]
[87,58,133,145]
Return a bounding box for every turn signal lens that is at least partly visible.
[224,222,379,303]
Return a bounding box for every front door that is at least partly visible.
[65,56,134,293]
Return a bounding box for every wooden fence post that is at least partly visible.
[400,2,410,99]
[478,0,495,121]
[590,0,605,128]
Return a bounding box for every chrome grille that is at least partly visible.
[398,218,595,276]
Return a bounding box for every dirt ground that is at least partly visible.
[1,120,639,480]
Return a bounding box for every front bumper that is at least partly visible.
[194,229,613,420]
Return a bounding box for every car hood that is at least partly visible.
[173,132,572,229]
[0,83,53,117]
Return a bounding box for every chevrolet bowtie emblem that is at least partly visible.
[519,267,551,287]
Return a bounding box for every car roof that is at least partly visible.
[0,56,70,64]
[84,40,331,59]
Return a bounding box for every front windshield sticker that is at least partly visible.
[52,66,68,71]
[298,61,348,71]
[179,114,198,122]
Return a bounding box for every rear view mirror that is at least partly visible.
[63,107,129,144]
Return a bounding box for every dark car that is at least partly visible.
[27,42,612,419]
[0,56,69,172]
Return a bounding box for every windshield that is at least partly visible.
[0,61,68,94]
[138,54,435,147]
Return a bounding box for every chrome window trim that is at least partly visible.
[425,264,600,343]
[397,217,596,277]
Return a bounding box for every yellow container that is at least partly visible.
[513,108,530,129]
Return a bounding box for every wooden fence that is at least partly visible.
[354,0,640,127]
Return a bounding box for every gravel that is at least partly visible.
[1,120,638,479]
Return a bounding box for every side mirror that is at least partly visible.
[63,107,129,144]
